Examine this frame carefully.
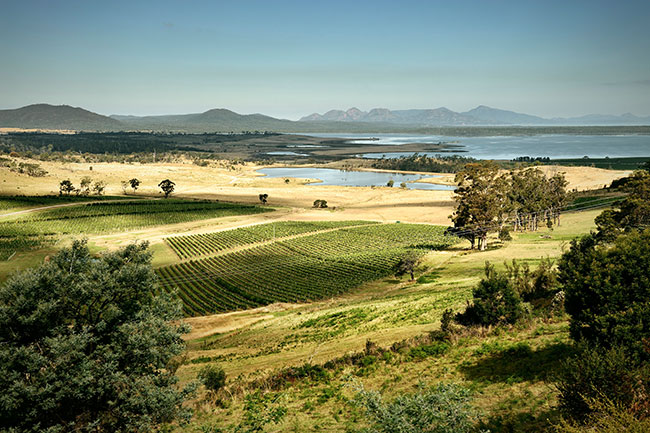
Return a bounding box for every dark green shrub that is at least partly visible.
[559,229,650,360]
[556,344,650,420]
[505,257,558,303]
[440,308,455,336]
[407,342,450,360]
[198,365,226,393]
[456,262,524,326]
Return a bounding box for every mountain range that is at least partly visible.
[1,104,649,133]
[301,106,650,126]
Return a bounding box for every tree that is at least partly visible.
[158,179,175,198]
[558,229,650,361]
[452,162,509,250]
[386,179,394,187]
[508,168,567,231]
[258,193,268,205]
[0,240,194,432]
[455,262,524,326]
[595,170,650,241]
[93,180,106,195]
[80,176,93,196]
[395,251,421,280]
[313,199,328,208]
[129,178,141,194]
[59,179,75,196]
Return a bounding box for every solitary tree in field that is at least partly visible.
[395,251,421,281]
[59,179,75,196]
[159,179,176,198]
[129,177,141,194]
[0,240,194,432]
[259,193,268,205]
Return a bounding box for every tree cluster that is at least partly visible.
[450,162,567,250]
[59,178,106,196]
[371,153,478,174]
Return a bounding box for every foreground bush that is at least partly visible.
[558,229,650,361]
[555,400,650,433]
[198,364,227,393]
[456,262,524,326]
[0,240,194,432]
[556,344,650,420]
[353,383,481,433]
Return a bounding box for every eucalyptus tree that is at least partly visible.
[452,161,509,250]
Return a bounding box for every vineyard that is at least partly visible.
[157,222,458,316]
[166,220,378,259]
[0,194,131,214]
[0,198,270,260]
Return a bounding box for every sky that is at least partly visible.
[1,0,650,119]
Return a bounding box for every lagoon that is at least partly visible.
[257,167,455,191]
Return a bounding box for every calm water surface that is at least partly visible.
[257,167,455,190]
[304,133,650,159]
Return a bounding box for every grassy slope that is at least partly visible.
[177,208,599,432]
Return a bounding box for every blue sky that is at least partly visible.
[1,0,649,119]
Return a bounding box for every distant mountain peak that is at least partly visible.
[0,103,123,131]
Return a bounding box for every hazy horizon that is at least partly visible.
[2,0,650,119]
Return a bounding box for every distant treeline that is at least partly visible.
[371,154,479,173]
[0,131,276,156]
[411,125,650,136]
[513,155,650,170]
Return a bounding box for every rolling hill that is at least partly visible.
[0,104,124,131]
